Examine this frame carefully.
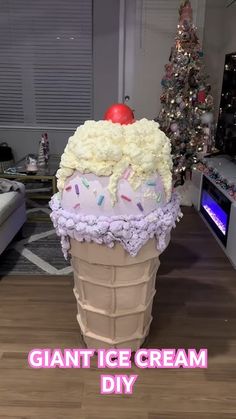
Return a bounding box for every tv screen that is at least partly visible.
[215,52,236,156]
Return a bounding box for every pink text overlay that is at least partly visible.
[28,348,208,394]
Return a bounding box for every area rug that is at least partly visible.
[0,205,72,276]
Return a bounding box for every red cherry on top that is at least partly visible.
[104,103,135,125]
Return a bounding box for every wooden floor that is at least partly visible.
[0,207,236,418]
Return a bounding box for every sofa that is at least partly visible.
[0,180,26,255]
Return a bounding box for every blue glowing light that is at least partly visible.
[201,191,228,235]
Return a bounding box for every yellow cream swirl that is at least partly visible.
[56,118,173,204]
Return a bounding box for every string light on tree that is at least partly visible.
[156,0,215,186]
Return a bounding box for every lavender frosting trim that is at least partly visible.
[49,192,182,259]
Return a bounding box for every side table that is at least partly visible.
[0,155,60,221]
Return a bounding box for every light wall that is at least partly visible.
[202,0,227,116]
[0,127,73,162]
[224,1,236,54]
[124,0,236,122]
[124,0,206,120]
[2,0,236,162]
[93,0,120,120]
[203,0,236,116]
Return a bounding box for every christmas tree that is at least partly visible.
[157,0,214,185]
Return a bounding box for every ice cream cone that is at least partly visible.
[70,236,170,351]
[50,112,182,350]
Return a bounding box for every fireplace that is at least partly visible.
[200,176,231,246]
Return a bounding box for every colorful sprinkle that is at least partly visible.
[121,194,132,202]
[97,195,105,206]
[82,177,89,188]
[93,189,97,195]
[74,203,80,209]
[123,168,131,180]
[75,184,80,195]
[147,180,156,186]
[65,185,72,191]
[137,202,144,212]
[156,193,162,203]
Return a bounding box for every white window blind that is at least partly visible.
[0,0,93,128]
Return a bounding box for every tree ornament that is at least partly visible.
[176,95,183,104]
[201,112,214,125]
[203,126,210,136]
[179,101,186,110]
[180,30,190,42]
[188,68,197,88]
[165,63,174,78]
[205,94,214,107]
[170,122,179,132]
[197,88,206,103]
[160,94,166,103]
[183,20,190,31]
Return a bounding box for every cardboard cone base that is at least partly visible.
[70,238,166,351]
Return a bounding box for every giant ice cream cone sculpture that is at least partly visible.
[50,104,181,350]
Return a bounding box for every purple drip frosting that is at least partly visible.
[49,192,182,259]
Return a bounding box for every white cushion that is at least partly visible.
[0,190,25,225]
